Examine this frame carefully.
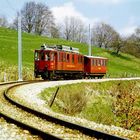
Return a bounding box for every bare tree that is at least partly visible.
[122,27,140,58]
[111,34,125,54]
[50,25,60,38]
[21,1,36,33]
[34,3,54,35]
[0,16,8,27]
[92,22,118,49]
[135,27,140,40]
[63,17,72,40]
[12,1,54,36]
[62,16,87,42]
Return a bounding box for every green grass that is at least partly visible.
[0,27,140,80]
[39,80,140,129]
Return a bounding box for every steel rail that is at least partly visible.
[0,82,61,140]
[4,82,128,140]
[0,112,61,140]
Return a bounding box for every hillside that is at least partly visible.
[0,27,140,80]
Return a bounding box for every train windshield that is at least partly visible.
[35,51,54,61]
[35,51,39,60]
[45,52,50,61]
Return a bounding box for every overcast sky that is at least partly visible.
[0,0,140,36]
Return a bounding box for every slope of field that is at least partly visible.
[0,27,140,78]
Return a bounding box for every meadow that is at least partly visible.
[0,27,140,81]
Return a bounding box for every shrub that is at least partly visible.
[111,81,140,130]
[55,85,89,115]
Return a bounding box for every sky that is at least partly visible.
[0,0,140,36]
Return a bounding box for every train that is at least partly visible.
[34,44,108,80]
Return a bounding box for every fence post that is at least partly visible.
[49,87,60,107]
[4,72,7,82]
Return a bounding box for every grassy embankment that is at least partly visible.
[0,27,140,81]
[40,80,140,131]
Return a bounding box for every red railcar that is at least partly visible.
[34,45,84,79]
[84,55,108,78]
[34,45,108,80]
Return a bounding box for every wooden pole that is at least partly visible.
[49,87,60,107]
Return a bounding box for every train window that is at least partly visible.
[67,54,70,62]
[103,60,106,66]
[94,59,96,66]
[57,52,60,61]
[35,51,39,60]
[91,59,93,66]
[45,52,50,61]
[78,56,80,63]
[61,53,63,62]
[102,60,104,66]
[50,53,54,61]
[63,53,66,62]
[100,60,103,66]
[98,60,101,66]
[96,59,99,66]
[95,59,98,66]
[78,55,81,63]
[104,60,107,66]
[72,54,74,63]
[80,56,83,63]
[81,56,84,63]
[40,52,45,60]
[58,52,62,62]
[92,59,94,66]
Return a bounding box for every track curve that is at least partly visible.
[4,81,129,140]
[0,82,61,139]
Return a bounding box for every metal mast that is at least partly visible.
[88,24,92,56]
[18,12,22,81]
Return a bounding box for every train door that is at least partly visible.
[54,52,57,70]
[84,57,90,73]
[56,51,63,70]
[50,52,55,70]
[39,50,46,70]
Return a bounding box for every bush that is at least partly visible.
[111,81,140,130]
[55,85,89,115]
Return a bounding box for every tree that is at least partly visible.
[62,16,87,42]
[63,17,72,40]
[0,16,8,27]
[34,3,54,35]
[92,22,118,49]
[50,25,60,38]
[111,34,125,54]
[21,1,36,33]
[122,27,140,58]
[12,2,54,36]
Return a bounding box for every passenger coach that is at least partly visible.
[84,55,108,78]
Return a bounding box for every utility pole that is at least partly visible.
[88,24,92,56]
[18,12,22,81]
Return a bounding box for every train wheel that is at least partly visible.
[98,76,104,79]
[48,72,54,80]
[41,74,47,80]
[41,72,48,80]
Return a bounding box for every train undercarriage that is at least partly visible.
[35,70,105,80]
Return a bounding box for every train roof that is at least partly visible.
[35,44,79,54]
[84,55,108,59]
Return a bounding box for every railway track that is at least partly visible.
[0,81,128,140]
[0,83,92,139]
